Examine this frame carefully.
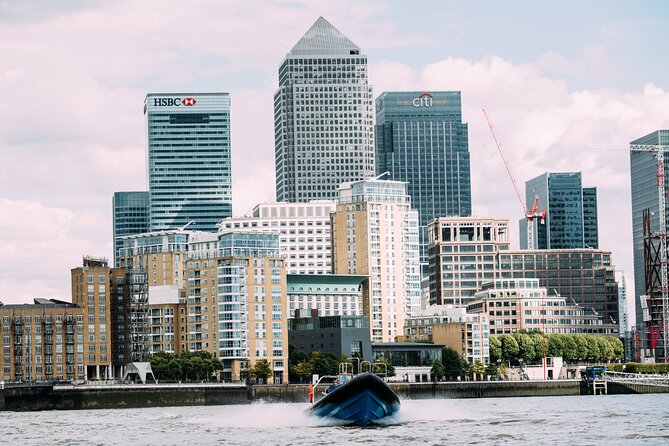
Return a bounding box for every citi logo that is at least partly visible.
[153,97,197,107]
[412,93,433,107]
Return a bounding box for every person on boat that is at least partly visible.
[325,379,339,394]
[308,383,314,403]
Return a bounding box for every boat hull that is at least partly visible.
[306,373,400,426]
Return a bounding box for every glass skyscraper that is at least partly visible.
[274,17,374,202]
[145,93,232,232]
[630,130,669,331]
[112,191,150,267]
[375,91,471,263]
[520,172,598,250]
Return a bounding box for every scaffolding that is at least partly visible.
[643,208,667,361]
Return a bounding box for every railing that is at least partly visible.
[606,371,669,387]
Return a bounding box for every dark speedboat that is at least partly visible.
[306,372,400,426]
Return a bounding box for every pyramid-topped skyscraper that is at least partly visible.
[274,17,374,202]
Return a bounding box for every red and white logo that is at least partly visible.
[182,97,197,106]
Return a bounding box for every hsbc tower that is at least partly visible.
[144,93,232,232]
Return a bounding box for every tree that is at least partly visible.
[485,362,499,379]
[442,347,465,380]
[471,360,485,381]
[288,345,308,383]
[309,351,340,376]
[430,359,445,381]
[252,359,273,384]
[374,356,395,377]
[514,333,537,364]
[500,335,520,364]
[294,360,314,383]
[489,336,502,363]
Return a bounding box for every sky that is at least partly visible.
[1,0,668,325]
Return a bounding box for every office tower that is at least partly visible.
[274,17,374,202]
[331,179,420,342]
[375,91,471,264]
[520,172,599,249]
[427,217,510,306]
[145,93,232,232]
[496,249,619,331]
[287,273,367,318]
[630,129,669,358]
[218,201,336,274]
[112,191,149,267]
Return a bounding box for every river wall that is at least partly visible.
[2,380,668,411]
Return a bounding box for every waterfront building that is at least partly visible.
[145,93,232,232]
[274,17,374,202]
[112,191,149,267]
[288,314,371,359]
[287,274,367,318]
[331,179,421,342]
[72,256,150,378]
[147,286,186,355]
[375,91,471,264]
[401,305,489,365]
[218,201,336,274]
[630,129,669,358]
[520,172,599,250]
[427,217,510,307]
[189,232,289,383]
[0,299,85,383]
[371,342,443,383]
[467,278,617,335]
[496,249,619,329]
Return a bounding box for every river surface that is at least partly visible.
[2,394,668,445]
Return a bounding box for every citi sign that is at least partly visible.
[153,97,197,107]
[412,93,433,107]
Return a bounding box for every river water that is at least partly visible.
[2,394,668,445]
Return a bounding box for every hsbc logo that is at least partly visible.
[153,97,197,107]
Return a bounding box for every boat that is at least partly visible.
[306,372,400,426]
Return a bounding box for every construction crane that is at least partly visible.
[588,141,669,362]
[482,109,546,249]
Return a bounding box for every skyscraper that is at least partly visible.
[112,191,149,267]
[145,93,232,233]
[274,17,374,202]
[375,91,471,263]
[520,172,599,249]
[630,129,669,352]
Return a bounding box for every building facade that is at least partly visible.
[375,91,471,263]
[287,274,367,318]
[218,201,336,274]
[402,305,489,365]
[630,130,669,359]
[145,93,232,232]
[427,217,510,306]
[112,191,149,267]
[467,279,616,335]
[0,299,85,383]
[288,315,371,360]
[331,179,421,342]
[274,17,374,202]
[520,172,599,250]
[496,249,619,328]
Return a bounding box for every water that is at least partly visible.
[2,394,669,445]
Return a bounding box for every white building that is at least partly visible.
[332,179,421,342]
[218,201,335,274]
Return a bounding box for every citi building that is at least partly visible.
[145,93,232,232]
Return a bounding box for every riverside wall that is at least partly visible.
[2,379,668,411]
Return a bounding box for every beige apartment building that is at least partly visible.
[332,179,421,343]
[0,299,85,383]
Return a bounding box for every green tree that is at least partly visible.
[442,347,465,380]
[373,356,395,377]
[294,360,314,383]
[485,362,499,378]
[585,336,601,361]
[514,333,537,364]
[471,360,485,381]
[430,359,445,381]
[167,358,182,381]
[240,359,254,382]
[573,334,589,361]
[489,336,502,363]
[252,359,273,383]
[288,345,308,383]
[500,335,520,364]
[308,351,340,376]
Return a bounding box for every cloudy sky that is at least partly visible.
[1,1,668,323]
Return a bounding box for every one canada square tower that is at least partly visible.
[274,17,375,202]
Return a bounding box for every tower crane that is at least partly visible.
[482,109,546,249]
[588,141,669,362]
